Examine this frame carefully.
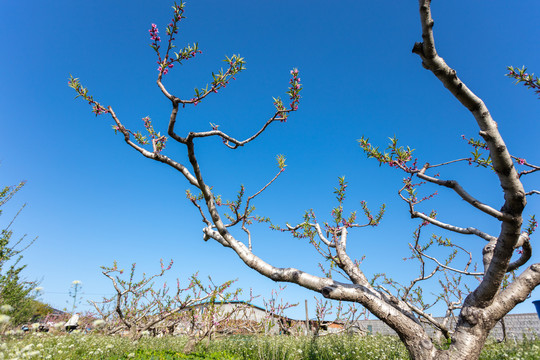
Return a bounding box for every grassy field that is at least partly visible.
[1,333,539,359]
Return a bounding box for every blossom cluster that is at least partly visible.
[525,215,537,236]
[129,117,167,153]
[271,69,301,122]
[68,75,108,116]
[143,116,167,152]
[287,68,301,110]
[273,97,287,121]
[506,66,540,98]
[149,2,202,76]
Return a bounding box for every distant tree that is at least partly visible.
[90,260,239,353]
[71,1,539,359]
[0,180,39,325]
[29,300,54,322]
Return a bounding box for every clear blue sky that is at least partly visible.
[1,0,539,320]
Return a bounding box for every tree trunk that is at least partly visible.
[395,322,491,360]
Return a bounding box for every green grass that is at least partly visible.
[1,333,539,359]
[206,334,409,360]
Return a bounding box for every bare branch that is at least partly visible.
[418,164,511,221]
[419,252,483,276]
[108,107,200,187]
[185,111,290,149]
[407,208,496,243]
[507,233,532,272]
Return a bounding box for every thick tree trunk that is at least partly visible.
[401,326,489,360]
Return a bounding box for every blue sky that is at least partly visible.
[1,0,539,320]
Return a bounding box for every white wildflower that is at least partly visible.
[92,319,106,328]
[0,304,14,313]
[53,322,64,329]
[0,314,10,324]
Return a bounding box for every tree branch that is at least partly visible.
[414,0,526,307]
[418,164,511,221]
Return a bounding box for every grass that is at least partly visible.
[0,332,539,359]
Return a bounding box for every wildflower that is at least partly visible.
[72,280,81,285]
[93,319,106,328]
[127,353,135,358]
[0,304,14,313]
[0,314,10,323]
[517,158,526,165]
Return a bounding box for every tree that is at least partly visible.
[70,1,539,359]
[0,180,39,326]
[90,260,240,353]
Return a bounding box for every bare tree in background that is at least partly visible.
[70,1,540,359]
[90,260,239,353]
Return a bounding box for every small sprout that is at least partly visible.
[276,154,287,170]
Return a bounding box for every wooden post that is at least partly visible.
[305,299,310,335]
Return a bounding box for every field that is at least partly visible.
[1,333,540,360]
